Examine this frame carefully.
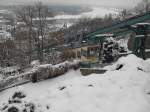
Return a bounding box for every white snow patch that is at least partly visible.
[31,60,40,67]
[104,54,150,72]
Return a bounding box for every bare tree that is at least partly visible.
[17,5,35,64]
[118,9,131,20]
[0,40,16,67]
[134,0,150,14]
[35,1,49,62]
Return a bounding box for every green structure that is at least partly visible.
[131,23,150,59]
[84,11,150,59]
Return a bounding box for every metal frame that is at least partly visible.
[83,11,150,59]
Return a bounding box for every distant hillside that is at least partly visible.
[48,5,92,16]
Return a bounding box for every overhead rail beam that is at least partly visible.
[84,11,150,40]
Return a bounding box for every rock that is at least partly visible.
[12,91,26,99]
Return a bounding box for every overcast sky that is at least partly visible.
[0,0,142,8]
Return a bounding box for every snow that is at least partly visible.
[81,7,119,18]
[104,54,150,72]
[52,7,119,20]
[30,60,40,67]
[1,66,20,74]
[33,6,119,30]
[117,38,129,51]
[146,49,150,52]
[0,30,12,41]
[0,74,2,81]
[0,66,20,80]
[0,55,150,112]
[34,7,119,20]
[96,34,114,37]
[0,10,11,14]
[145,58,150,63]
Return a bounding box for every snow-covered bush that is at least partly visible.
[30,60,40,67]
[102,37,128,63]
[34,60,80,81]
[0,91,48,112]
[102,37,119,63]
[0,60,81,90]
[0,66,20,80]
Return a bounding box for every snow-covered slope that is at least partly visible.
[0,55,150,112]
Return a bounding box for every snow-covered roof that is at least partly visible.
[136,22,150,25]
[95,34,114,37]
[132,22,150,28]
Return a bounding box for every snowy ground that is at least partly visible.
[0,54,150,112]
